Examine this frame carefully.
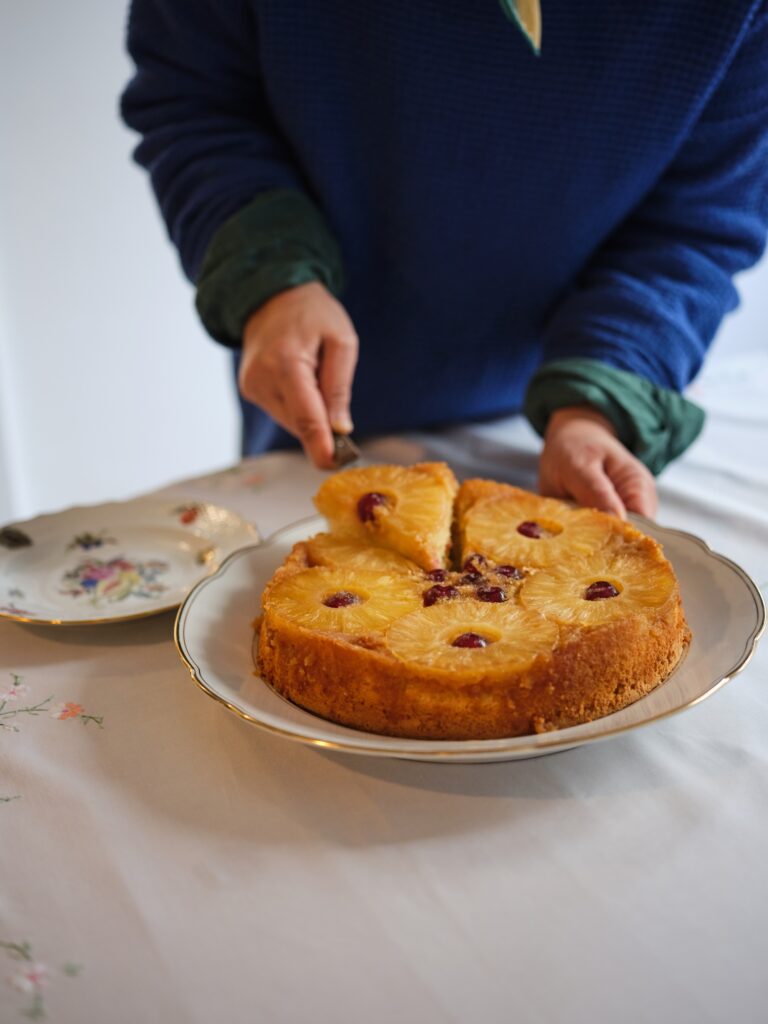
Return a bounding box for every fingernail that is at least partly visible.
[330,414,354,434]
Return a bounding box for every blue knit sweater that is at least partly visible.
[122,1,768,449]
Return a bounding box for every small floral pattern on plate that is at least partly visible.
[67,531,117,551]
[173,503,203,525]
[0,602,39,618]
[0,527,32,550]
[59,556,169,606]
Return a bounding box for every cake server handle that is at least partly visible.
[331,430,363,468]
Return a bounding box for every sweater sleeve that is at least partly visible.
[537,3,768,394]
[120,0,328,286]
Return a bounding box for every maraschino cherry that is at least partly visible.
[584,581,620,601]
[451,632,489,649]
[423,584,460,607]
[323,591,361,608]
[357,492,388,523]
[517,521,543,539]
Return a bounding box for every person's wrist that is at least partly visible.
[545,404,618,441]
[242,281,327,344]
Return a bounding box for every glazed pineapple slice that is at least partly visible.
[458,480,632,570]
[314,463,458,571]
[520,540,677,627]
[263,566,423,636]
[386,599,559,676]
[305,532,420,575]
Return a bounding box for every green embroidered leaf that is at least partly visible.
[0,940,33,961]
[499,0,542,54]
[21,995,45,1021]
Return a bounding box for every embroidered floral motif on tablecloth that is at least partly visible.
[1,940,83,1020]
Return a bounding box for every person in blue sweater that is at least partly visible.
[121,1,768,519]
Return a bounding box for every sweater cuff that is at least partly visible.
[195,189,345,348]
[523,358,705,476]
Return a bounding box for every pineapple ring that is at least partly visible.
[386,601,559,673]
[262,567,423,635]
[304,532,420,575]
[462,496,625,569]
[520,547,676,627]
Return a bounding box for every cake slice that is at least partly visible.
[314,462,458,571]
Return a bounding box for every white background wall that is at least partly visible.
[0,0,239,525]
[0,1,766,527]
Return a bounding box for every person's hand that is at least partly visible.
[538,405,657,519]
[239,282,359,468]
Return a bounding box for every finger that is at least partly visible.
[537,464,566,500]
[564,459,627,518]
[262,390,296,437]
[239,349,335,464]
[238,349,281,409]
[259,391,329,457]
[282,359,335,468]
[237,373,293,433]
[318,332,358,434]
[604,452,658,518]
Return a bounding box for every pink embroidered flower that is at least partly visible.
[9,962,49,994]
[0,682,30,702]
[49,702,84,721]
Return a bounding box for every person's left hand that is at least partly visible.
[538,405,657,519]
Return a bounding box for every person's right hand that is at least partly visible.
[239,282,359,468]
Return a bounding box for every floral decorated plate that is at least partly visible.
[0,498,258,625]
[174,514,765,763]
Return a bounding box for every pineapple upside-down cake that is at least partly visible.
[257,463,690,740]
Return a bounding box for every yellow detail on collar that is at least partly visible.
[501,0,542,54]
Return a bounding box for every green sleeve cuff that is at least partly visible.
[523,358,706,476]
[195,189,345,347]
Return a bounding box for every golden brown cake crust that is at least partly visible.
[258,602,689,740]
[257,471,692,740]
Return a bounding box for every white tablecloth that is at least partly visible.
[2,348,767,1024]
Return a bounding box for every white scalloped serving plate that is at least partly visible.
[175,514,764,763]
